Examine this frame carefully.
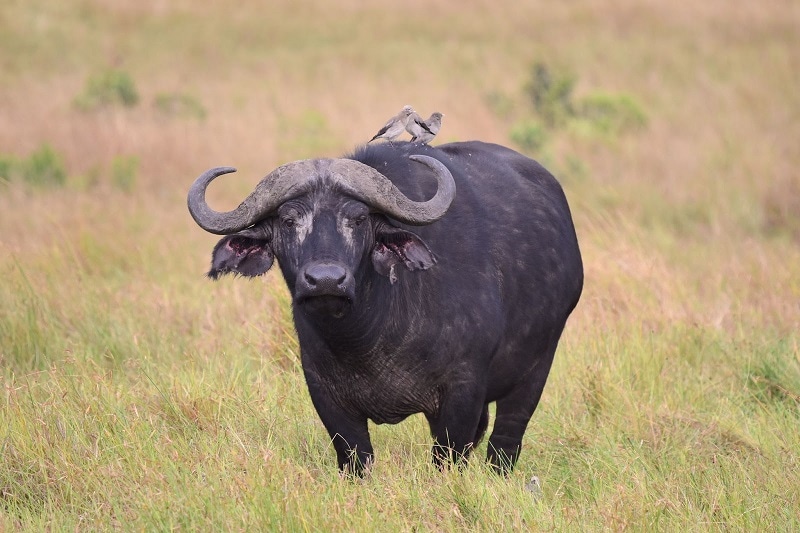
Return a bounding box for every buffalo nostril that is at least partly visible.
[304,263,348,288]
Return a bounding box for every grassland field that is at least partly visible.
[1,0,799,530]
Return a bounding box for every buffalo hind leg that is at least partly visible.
[487,340,558,474]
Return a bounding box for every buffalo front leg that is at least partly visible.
[306,382,374,476]
[330,420,374,476]
[425,386,487,469]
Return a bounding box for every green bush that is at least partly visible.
[74,69,139,110]
[523,62,576,127]
[577,92,648,135]
[20,144,67,187]
[509,120,548,154]
[154,92,207,120]
[514,62,648,141]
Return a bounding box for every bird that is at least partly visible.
[404,111,436,144]
[525,475,543,500]
[369,105,416,143]
[408,112,444,144]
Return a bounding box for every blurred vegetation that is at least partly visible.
[509,120,548,154]
[110,154,139,192]
[483,91,516,121]
[0,154,14,185]
[154,92,207,120]
[0,146,142,191]
[21,144,67,187]
[762,175,800,241]
[524,62,577,128]
[746,346,800,408]
[508,62,649,150]
[277,109,340,159]
[0,144,67,188]
[575,92,647,136]
[74,68,140,111]
[500,62,649,187]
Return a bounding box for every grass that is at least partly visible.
[1,0,799,530]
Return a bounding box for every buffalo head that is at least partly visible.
[187,156,455,318]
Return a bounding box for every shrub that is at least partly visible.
[506,61,648,163]
[20,144,67,187]
[154,92,207,120]
[74,69,139,110]
[523,62,576,127]
[509,120,548,154]
[576,92,648,135]
[516,61,648,138]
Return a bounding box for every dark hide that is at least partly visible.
[204,141,583,475]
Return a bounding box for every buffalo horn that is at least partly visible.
[329,155,456,226]
[187,160,326,235]
[187,155,456,235]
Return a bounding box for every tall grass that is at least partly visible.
[1,0,799,529]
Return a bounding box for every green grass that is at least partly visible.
[2,277,797,529]
[2,0,799,530]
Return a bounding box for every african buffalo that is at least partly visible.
[188,141,583,475]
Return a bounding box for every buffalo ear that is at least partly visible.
[372,225,436,284]
[208,227,274,279]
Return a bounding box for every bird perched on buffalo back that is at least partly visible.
[409,112,444,144]
[405,111,436,144]
[369,105,415,143]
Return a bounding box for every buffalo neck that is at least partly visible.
[293,272,430,363]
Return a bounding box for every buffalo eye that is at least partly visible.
[354,214,368,226]
[282,216,295,229]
